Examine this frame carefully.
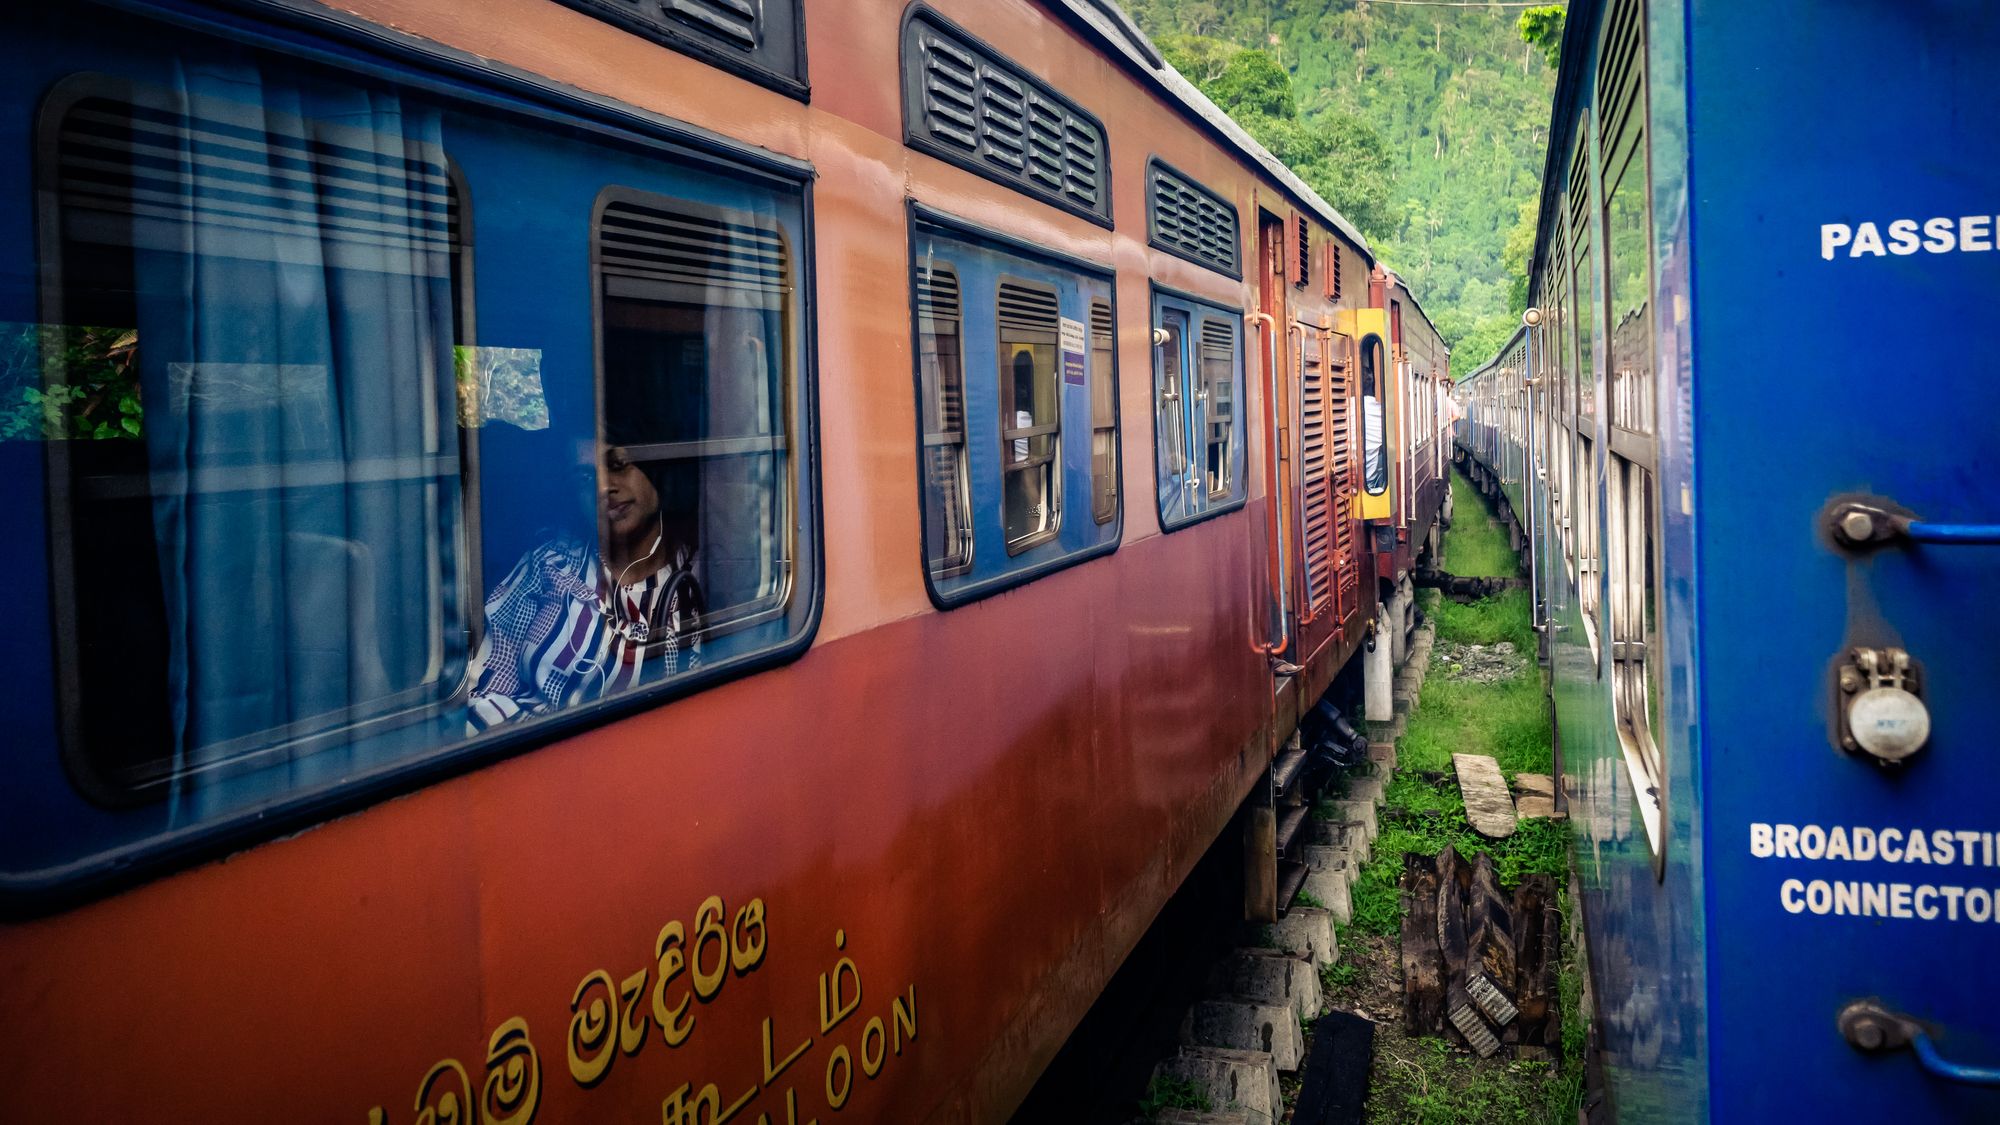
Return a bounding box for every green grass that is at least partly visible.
[1440,469,1520,578]
[1321,958,1361,993]
[1346,774,1572,938]
[1347,464,1584,1124]
[1430,587,1538,653]
[1138,1074,1211,1119]
[1399,670,1551,779]
[1369,1038,1573,1125]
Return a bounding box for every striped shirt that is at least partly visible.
[468,535,702,732]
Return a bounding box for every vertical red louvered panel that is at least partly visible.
[1299,328,1332,619]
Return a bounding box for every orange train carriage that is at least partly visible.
[0,0,1452,1119]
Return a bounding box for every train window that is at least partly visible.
[6,13,820,894]
[998,280,1062,554]
[909,210,1119,606]
[1600,0,1664,854]
[1089,300,1119,524]
[550,0,806,99]
[566,187,807,712]
[918,265,973,577]
[1359,335,1388,495]
[1578,433,1599,647]
[35,77,477,808]
[1606,146,1654,437]
[1608,460,1662,810]
[1572,211,1603,653]
[1151,289,1247,531]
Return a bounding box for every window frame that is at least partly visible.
[905,202,1122,609]
[589,182,807,643]
[3,3,826,911]
[916,262,975,578]
[1150,283,1248,533]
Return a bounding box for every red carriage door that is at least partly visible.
[1256,212,1295,659]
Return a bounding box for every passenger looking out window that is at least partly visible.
[1360,336,1388,495]
[467,442,703,731]
[472,188,796,730]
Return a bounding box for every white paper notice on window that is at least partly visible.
[1059,316,1086,387]
[455,346,549,431]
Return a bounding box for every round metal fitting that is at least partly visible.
[1522,307,1543,327]
[1848,686,1931,761]
[1839,508,1876,543]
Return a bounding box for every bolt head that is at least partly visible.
[1854,1021,1885,1050]
[1839,669,1862,693]
[1840,509,1876,543]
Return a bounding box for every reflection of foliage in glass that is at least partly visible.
[1607,157,1650,323]
[454,345,550,431]
[0,324,143,441]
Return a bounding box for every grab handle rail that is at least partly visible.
[1831,501,2000,549]
[1839,1000,2000,1087]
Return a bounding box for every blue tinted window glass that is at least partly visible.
[910,214,1118,606]
[0,9,818,894]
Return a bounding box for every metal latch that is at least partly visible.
[1834,647,1930,764]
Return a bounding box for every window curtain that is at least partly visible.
[127,64,465,815]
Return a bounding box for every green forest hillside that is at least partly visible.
[1125,0,1559,368]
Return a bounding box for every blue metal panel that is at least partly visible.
[1513,0,1713,1117]
[1689,0,2000,1119]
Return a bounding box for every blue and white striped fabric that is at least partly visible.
[467,535,701,732]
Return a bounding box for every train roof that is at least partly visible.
[1042,0,1376,263]
[1042,2,1452,346]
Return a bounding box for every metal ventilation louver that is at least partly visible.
[1300,336,1333,617]
[552,0,805,98]
[1294,213,1311,289]
[903,8,1112,225]
[1146,160,1240,278]
[598,198,789,309]
[997,281,1060,340]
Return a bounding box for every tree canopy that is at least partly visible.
[1130,0,1559,370]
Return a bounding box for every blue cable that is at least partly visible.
[1904,521,2000,545]
[1912,1031,2000,1087]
